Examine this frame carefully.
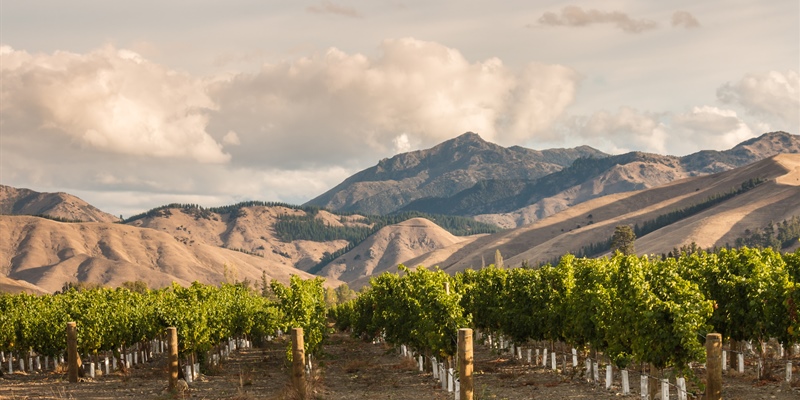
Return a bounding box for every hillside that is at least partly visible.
[0,191,497,292]
[385,154,800,279]
[404,132,800,227]
[317,217,478,282]
[305,132,606,215]
[0,185,120,223]
[0,215,337,293]
[0,275,49,295]
[125,205,354,272]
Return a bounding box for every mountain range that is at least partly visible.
[1,131,799,293]
[310,131,800,228]
[305,132,607,215]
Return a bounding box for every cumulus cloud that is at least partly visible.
[671,106,753,151]
[538,6,658,33]
[0,45,229,163]
[307,1,363,18]
[568,107,668,153]
[717,70,800,126]
[671,11,700,29]
[1,39,580,215]
[209,38,579,169]
[565,106,756,156]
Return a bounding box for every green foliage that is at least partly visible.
[0,279,319,364]
[271,276,327,357]
[331,248,797,372]
[329,300,356,332]
[631,256,713,370]
[693,248,790,346]
[349,265,469,358]
[785,251,800,344]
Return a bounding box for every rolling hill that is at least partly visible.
[0,215,339,294]
[317,217,480,282]
[0,185,120,223]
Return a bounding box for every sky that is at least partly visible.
[1,0,798,217]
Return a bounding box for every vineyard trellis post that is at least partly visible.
[167,327,179,391]
[458,328,473,400]
[291,328,307,399]
[67,321,79,383]
[706,333,722,400]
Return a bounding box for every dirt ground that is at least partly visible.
[1,333,797,399]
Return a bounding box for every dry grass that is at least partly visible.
[392,356,418,371]
[343,358,371,373]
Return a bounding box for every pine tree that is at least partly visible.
[610,225,636,255]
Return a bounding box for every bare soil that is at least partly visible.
[1,333,797,399]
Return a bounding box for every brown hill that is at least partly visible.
[305,132,607,215]
[318,217,477,282]
[0,215,339,293]
[0,275,49,294]
[388,154,800,276]
[125,205,360,272]
[0,185,120,223]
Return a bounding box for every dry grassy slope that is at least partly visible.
[393,154,800,274]
[475,160,695,228]
[468,132,799,228]
[127,206,355,272]
[318,217,471,282]
[0,275,49,294]
[634,153,800,255]
[0,216,339,294]
[0,185,119,223]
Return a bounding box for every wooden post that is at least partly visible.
[291,328,307,399]
[648,364,658,400]
[167,327,179,391]
[458,328,473,400]
[706,333,722,400]
[67,322,79,383]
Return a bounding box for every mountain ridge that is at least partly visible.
[404,131,800,227]
[305,132,608,215]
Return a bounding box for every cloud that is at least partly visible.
[223,130,241,145]
[0,45,229,163]
[393,133,411,153]
[307,1,363,18]
[1,40,579,215]
[717,70,800,126]
[671,106,753,151]
[565,106,756,156]
[209,38,580,169]
[671,11,700,29]
[538,6,658,33]
[569,107,668,153]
